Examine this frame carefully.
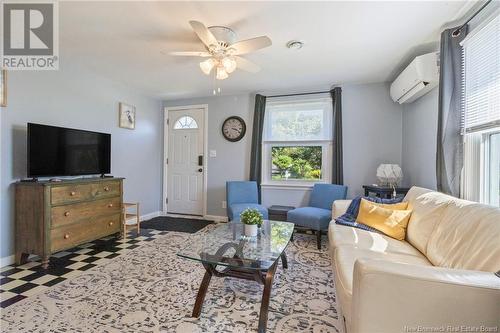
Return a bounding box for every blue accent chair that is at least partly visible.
[287,184,348,249]
[226,181,268,222]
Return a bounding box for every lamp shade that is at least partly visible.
[216,66,228,80]
[222,56,237,73]
[376,164,403,186]
[200,58,216,75]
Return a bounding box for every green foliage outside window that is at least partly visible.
[271,146,322,180]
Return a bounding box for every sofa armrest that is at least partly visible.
[351,259,500,333]
[332,200,352,219]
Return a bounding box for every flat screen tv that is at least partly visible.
[27,123,111,178]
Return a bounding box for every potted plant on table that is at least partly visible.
[240,208,264,237]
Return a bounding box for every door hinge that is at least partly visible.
[166,158,168,164]
[166,198,168,204]
[167,118,169,125]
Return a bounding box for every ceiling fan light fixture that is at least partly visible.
[222,56,237,74]
[200,58,216,75]
[216,66,229,80]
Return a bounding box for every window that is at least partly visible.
[461,12,500,206]
[174,116,198,129]
[262,94,332,185]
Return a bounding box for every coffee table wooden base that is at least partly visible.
[192,251,287,333]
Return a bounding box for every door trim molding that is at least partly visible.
[163,104,209,216]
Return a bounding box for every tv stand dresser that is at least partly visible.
[15,177,124,269]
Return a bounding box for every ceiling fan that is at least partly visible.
[170,21,272,80]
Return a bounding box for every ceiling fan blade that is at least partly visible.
[169,51,211,57]
[230,36,272,55]
[189,20,219,48]
[235,56,261,73]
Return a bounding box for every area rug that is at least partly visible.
[0,226,343,333]
[140,216,213,233]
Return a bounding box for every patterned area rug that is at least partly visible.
[0,226,343,333]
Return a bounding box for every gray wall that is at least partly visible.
[0,61,163,260]
[401,87,439,189]
[342,82,403,197]
[164,94,255,217]
[165,82,404,214]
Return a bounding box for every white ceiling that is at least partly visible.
[60,1,469,99]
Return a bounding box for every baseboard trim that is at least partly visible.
[204,215,228,222]
[140,211,162,222]
[1,255,15,268]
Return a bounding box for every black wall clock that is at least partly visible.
[222,116,246,142]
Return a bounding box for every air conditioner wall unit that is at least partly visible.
[390,52,439,104]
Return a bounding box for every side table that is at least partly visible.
[268,205,295,221]
[363,185,410,199]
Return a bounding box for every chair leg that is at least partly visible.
[316,230,321,250]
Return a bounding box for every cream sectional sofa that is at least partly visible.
[328,186,500,333]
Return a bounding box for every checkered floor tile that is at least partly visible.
[0,229,168,308]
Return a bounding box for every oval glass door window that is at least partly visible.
[174,116,198,129]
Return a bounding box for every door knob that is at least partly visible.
[198,168,203,172]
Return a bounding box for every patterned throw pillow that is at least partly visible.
[335,195,405,232]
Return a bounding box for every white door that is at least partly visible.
[167,108,204,215]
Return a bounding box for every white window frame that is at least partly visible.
[482,130,500,205]
[461,9,500,206]
[261,94,333,188]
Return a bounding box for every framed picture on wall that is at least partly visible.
[119,102,136,129]
[0,70,6,107]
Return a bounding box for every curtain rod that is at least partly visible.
[267,90,331,98]
[453,0,492,37]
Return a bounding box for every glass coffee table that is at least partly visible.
[177,220,294,333]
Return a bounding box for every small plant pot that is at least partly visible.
[244,224,258,237]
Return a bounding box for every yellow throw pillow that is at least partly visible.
[356,199,412,240]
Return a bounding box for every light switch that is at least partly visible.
[209,150,217,157]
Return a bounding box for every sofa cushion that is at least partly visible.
[404,187,455,255]
[427,200,500,272]
[332,200,352,218]
[333,245,432,322]
[287,207,331,230]
[229,203,268,222]
[328,223,423,257]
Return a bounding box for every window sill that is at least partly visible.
[261,182,317,190]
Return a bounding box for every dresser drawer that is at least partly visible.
[51,184,93,205]
[51,197,121,228]
[91,181,120,199]
[51,214,121,253]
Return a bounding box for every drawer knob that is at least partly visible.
[104,187,110,191]
[64,211,70,217]
[64,234,70,239]
[108,203,113,208]
[70,191,76,196]
[109,222,114,226]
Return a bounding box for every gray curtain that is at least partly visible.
[330,88,343,185]
[249,94,266,199]
[436,26,467,197]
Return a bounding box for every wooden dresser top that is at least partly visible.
[16,177,124,186]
